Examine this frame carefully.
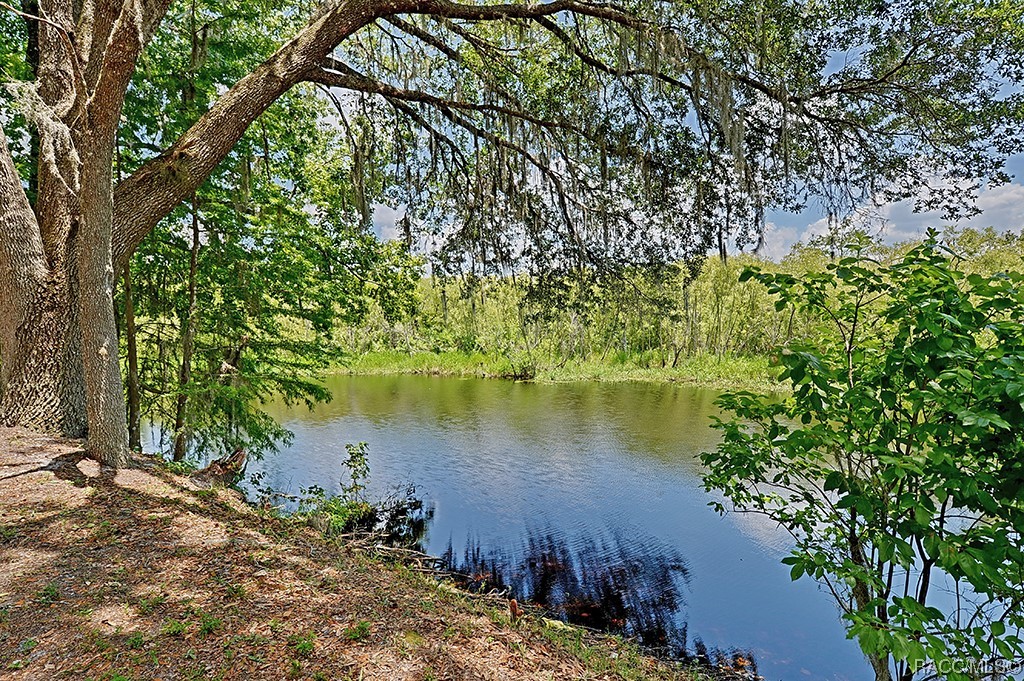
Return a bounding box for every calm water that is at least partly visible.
[246,374,870,680]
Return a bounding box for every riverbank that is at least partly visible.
[337,351,780,393]
[0,428,701,681]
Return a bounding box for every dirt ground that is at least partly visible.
[0,427,696,681]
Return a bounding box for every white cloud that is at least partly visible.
[372,203,405,241]
[761,180,1024,261]
[874,181,1024,241]
[759,222,802,261]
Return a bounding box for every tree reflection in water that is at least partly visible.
[440,528,760,678]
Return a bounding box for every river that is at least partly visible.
[239,373,870,680]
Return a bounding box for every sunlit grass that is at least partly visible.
[337,350,781,393]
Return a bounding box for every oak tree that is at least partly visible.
[1,0,1022,464]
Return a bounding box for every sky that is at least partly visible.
[372,155,1024,262]
[759,154,1024,261]
[371,203,405,243]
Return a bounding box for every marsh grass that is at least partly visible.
[339,350,778,393]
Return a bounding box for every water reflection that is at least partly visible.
[248,374,869,680]
[275,374,724,475]
[445,529,689,645]
[442,527,761,679]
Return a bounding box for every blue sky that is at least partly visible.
[759,155,1024,260]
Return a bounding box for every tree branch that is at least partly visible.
[87,0,173,138]
[111,0,647,271]
[311,59,590,137]
[531,14,691,93]
[111,0,391,270]
[108,0,908,274]
[406,0,644,28]
[382,15,461,61]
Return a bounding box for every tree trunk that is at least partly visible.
[172,200,201,461]
[868,653,894,681]
[0,125,88,436]
[123,264,142,451]
[0,270,88,437]
[2,0,428,465]
[78,138,131,467]
[848,515,894,681]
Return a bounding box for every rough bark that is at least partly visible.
[0,126,88,436]
[0,270,88,437]
[64,0,173,465]
[0,0,170,460]
[194,447,248,485]
[0,126,47,387]
[7,0,643,458]
[78,136,130,466]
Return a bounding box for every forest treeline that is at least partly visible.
[121,224,1024,460]
[336,226,1024,376]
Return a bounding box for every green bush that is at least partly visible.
[704,232,1024,681]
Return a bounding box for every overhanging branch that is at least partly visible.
[311,58,591,138]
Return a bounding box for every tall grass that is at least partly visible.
[332,227,1024,390]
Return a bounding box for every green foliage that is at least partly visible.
[339,229,1024,398]
[942,226,1024,277]
[288,631,315,657]
[36,583,59,605]
[703,231,1024,680]
[297,442,376,537]
[163,459,199,475]
[298,487,377,538]
[95,0,1024,469]
[290,441,431,550]
[329,0,1024,276]
[224,583,246,600]
[338,256,809,374]
[118,6,421,461]
[198,612,222,636]
[161,619,189,637]
[0,14,28,79]
[342,442,370,501]
[343,621,372,641]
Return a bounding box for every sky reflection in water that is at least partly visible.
[245,374,871,681]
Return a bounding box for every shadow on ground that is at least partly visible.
[1,428,692,681]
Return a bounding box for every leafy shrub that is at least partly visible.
[161,619,188,636]
[704,232,1024,681]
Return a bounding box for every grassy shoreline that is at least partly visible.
[335,350,781,393]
